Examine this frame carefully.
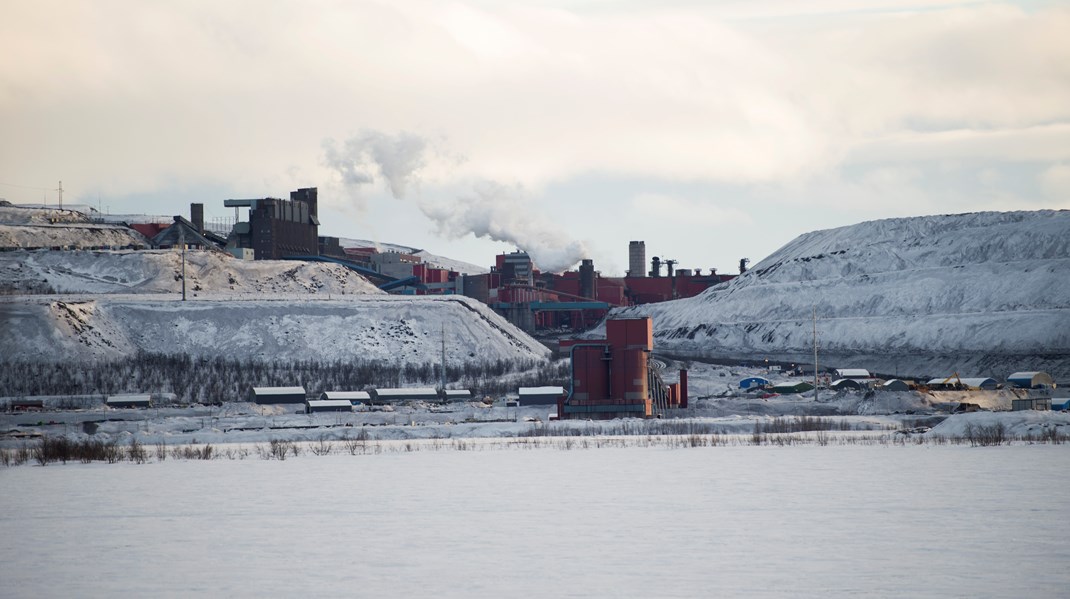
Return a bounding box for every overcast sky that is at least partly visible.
[2,0,1067,274]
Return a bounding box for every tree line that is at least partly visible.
[0,351,570,404]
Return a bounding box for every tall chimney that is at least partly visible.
[579,259,595,299]
[628,241,646,278]
[190,203,204,233]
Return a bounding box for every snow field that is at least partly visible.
[2,445,1068,598]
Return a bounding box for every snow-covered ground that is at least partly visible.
[0,249,383,295]
[2,445,1067,598]
[0,294,550,363]
[615,210,1070,381]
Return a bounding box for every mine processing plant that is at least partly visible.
[558,317,688,419]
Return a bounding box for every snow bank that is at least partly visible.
[928,410,1070,438]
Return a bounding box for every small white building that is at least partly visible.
[370,388,440,403]
[319,391,372,404]
[443,389,473,402]
[251,386,307,404]
[106,394,152,409]
[305,399,354,414]
[835,369,871,380]
[518,386,565,406]
[1007,372,1055,389]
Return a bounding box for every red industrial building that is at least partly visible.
[558,317,688,420]
[460,245,736,333]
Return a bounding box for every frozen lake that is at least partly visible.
[2,445,1069,598]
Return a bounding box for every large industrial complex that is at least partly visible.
[73,187,744,333]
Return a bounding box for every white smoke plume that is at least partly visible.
[323,130,589,272]
[322,130,428,199]
[420,180,588,273]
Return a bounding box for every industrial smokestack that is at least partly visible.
[190,203,204,234]
[579,259,595,299]
[650,256,662,278]
[628,241,646,278]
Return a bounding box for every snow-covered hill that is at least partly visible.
[0,295,550,364]
[615,210,1070,380]
[0,249,383,296]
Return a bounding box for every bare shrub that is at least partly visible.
[310,435,333,456]
[269,439,292,460]
[964,422,1006,447]
[128,439,147,464]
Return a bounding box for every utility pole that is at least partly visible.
[57,180,63,210]
[813,306,819,402]
[180,227,187,301]
[440,323,447,391]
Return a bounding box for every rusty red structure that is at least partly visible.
[558,317,688,420]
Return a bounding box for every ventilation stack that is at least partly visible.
[628,241,646,278]
[579,259,595,299]
[190,203,204,233]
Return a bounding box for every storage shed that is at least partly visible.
[518,386,565,406]
[251,386,307,404]
[1052,399,1070,411]
[370,388,440,404]
[830,379,863,391]
[739,376,771,390]
[106,394,152,408]
[926,377,998,391]
[319,391,371,404]
[880,379,911,392]
[305,399,354,414]
[1012,398,1052,411]
[960,378,998,391]
[770,382,815,394]
[443,389,473,402]
[835,369,871,380]
[1007,372,1055,389]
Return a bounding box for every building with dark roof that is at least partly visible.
[225,188,320,260]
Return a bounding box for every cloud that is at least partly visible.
[1,0,1067,222]
[322,131,429,200]
[1040,163,1070,200]
[630,193,753,227]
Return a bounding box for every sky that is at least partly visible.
[1,0,1068,274]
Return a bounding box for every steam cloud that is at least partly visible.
[323,130,589,273]
[322,131,428,200]
[421,181,589,273]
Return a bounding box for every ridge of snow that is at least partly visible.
[613,210,1070,380]
[0,249,384,296]
[0,294,551,365]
